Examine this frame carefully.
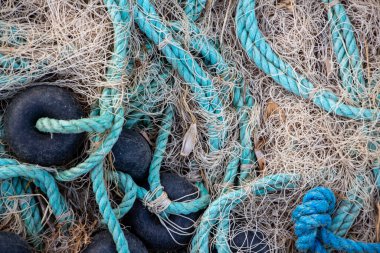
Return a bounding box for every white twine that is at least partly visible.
[143,187,172,214]
[157,35,173,50]
[324,0,340,10]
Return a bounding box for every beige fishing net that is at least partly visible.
[0,0,379,252]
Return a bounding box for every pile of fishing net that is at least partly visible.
[0,0,380,252]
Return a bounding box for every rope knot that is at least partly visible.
[142,187,172,214]
[292,187,336,252]
[322,0,340,9]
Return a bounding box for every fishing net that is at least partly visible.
[0,0,379,252]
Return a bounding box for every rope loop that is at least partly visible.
[292,187,380,252]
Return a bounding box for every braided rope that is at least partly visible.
[236,0,380,121]
[235,1,380,252]
[191,174,300,252]
[169,21,257,186]
[0,0,378,252]
[146,105,210,216]
[12,177,44,247]
[181,0,207,21]
[0,164,72,224]
[324,0,366,103]
[293,187,380,252]
[133,0,226,150]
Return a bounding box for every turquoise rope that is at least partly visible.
[133,0,226,150]
[0,164,72,224]
[169,21,257,185]
[12,178,43,247]
[147,105,210,216]
[236,0,380,121]
[191,174,300,252]
[180,0,207,21]
[108,171,137,220]
[326,0,366,103]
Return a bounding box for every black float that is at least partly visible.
[83,230,148,253]
[0,231,31,253]
[229,230,269,253]
[112,128,152,183]
[124,172,202,251]
[4,85,85,166]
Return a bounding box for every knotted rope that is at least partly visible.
[1,0,379,252]
[292,187,380,252]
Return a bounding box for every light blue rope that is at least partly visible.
[133,0,226,151]
[236,0,380,121]
[191,174,300,252]
[169,20,257,186]
[235,1,380,252]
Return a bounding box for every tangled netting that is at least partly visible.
[1,0,380,252]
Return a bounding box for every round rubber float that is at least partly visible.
[0,231,31,253]
[83,230,148,253]
[124,172,202,251]
[229,230,269,253]
[112,128,152,183]
[4,85,85,166]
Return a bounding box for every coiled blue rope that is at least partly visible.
[293,187,380,253]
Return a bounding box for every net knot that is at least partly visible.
[157,35,173,50]
[323,0,340,10]
[143,187,172,214]
[292,187,336,251]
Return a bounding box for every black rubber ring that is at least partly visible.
[0,231,31,253]
[82,230,148,253]
[124,172,202,251]
[112,129,152,183]
[4,85,86,166]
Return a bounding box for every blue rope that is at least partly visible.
[292,187,380,253]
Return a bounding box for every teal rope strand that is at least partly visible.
[325,0,366,103]
[0,179,16,213]
[214,213,231,253]
[0,177,43,247]
[12,178,43,247]
[181,0,207,21]
[85,0,130,251]
[190,174,300,252]
[146,105,210,216]
[329,175,368,238]
[170,21,257,185]
[235,0,380,121]
[147,105,174,194]
[330,197,363,237]
[54,95,124,182]
[133,0,225,150]
[0,164,72,224]
[108,171,137,220]
[91,164,129,253]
